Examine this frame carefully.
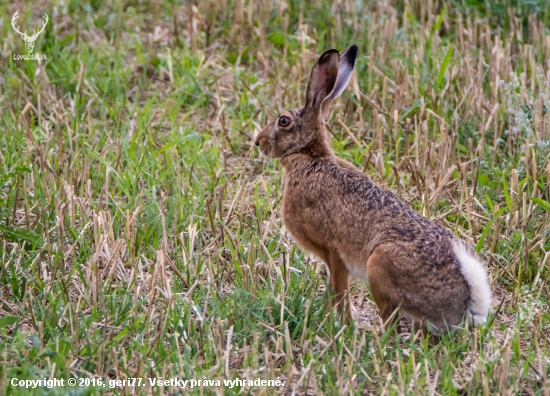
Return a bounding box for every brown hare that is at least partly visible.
[255,45,492,335]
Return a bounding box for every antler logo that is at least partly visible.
[11,11,49,55]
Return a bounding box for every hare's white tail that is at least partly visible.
[452,240,492,325]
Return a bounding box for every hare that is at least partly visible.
[255,45,492,334]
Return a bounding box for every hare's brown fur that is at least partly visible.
[255,46,491,333]
[282,151,470,330]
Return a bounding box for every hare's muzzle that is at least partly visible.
[255,135,267,154]
[255,125,273,156]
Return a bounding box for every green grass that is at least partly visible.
[1,0,549,394]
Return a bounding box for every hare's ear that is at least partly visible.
[321,44,358,117]
[304,49,340,115]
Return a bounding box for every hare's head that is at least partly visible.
[255,45,357,159]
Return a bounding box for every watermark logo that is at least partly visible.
[11,11,48,61]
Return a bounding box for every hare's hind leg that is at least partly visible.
[325,250,351,324]
[412,319,425,340]
[366,246,400,333]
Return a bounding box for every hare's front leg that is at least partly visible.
[326,250,351,324]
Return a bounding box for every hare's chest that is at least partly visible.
[280,197,312,240]
[281,193,329,256]
[281,179,312,224]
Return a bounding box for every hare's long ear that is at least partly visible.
[304,49,340,116]
[321,44,358,117]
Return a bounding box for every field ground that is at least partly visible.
[1,0,550,394]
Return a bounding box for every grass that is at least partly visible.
[1,0,549,394]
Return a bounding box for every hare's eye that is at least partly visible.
[278,116,291,127]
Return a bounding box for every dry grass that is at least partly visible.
[1,0,550,394]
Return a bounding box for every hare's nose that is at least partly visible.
[255,128,268,147]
